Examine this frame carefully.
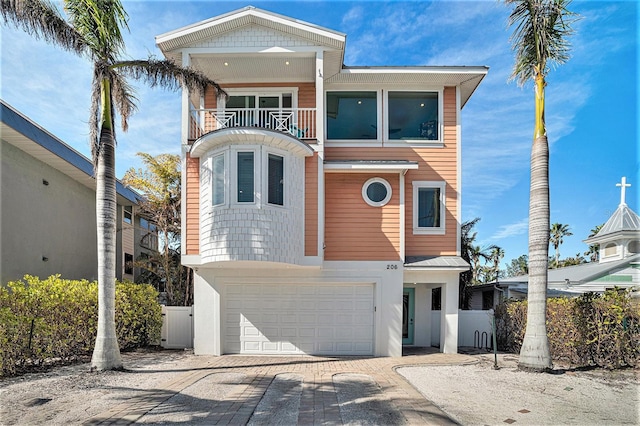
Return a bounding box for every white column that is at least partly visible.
[193,271,221,355]
[440,276,459,353]
[181,51,191,144]
[315,51,325,259]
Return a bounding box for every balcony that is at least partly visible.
[189,107,317,141]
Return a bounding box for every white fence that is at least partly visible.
[161,306,193,349]
[431,310,495,349]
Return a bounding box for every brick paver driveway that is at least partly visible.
[86,348,476,425]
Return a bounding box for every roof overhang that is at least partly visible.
[324,160,419,174]
[326,66,488,108]
[189,127,314,158]
[1,101,139,205]
[403,255,470,272]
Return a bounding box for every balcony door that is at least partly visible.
[226,92,293,130]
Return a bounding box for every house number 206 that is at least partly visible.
[386,264,398,270]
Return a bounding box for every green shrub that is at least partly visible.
[0,275,162,376]
[495,289,640,369]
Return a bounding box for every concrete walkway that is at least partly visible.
[85,348,476,425]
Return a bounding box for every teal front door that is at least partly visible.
[402,288,415,345]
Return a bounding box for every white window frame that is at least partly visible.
[324,89,382,147]
[232,147,259,206]
[384,88,444,147]
[362,177,392,207]
[412,181,446,235]
[263,147,287,208]
[211,151,227,207]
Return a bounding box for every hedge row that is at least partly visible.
[495,289,640,369]
[0,275,162,376]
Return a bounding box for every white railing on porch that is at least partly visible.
[189,107,316,141]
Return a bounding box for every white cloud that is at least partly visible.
[490,218,529,240]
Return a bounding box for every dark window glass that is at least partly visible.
[268,154,284,206]
[388,92,438,140]
[366,182,387,203]
[237,152,254,202]
[326,91,377,140]
[418,187,441,227]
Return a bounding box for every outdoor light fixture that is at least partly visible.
[42,179,49,185]
[224,62,229,66]
[42,256,48,262]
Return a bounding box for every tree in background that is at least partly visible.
[460,218,480,309]
[123,153,193,306]
[489,246,505,282]
[584,224,603,262]
[1,0,222,370]
[505,0,578,370]
[550,223,573,267]
[505,254,529,277]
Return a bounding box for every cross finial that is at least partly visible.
[616,176,631,205]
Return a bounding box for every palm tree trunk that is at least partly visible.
[91,78,123,371]
[519,72,552,371]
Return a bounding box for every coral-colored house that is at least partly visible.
[157,7,487,356]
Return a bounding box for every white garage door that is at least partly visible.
[224,283,374,355]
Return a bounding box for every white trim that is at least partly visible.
[383,89,443,145]
[400,172,406,262]
[362,177,392,207]
[232,147,260,206]
[456,86,462,255]
[412,181,446,235]
[325,89,381,143]
[324,162,418,173]
[263,147,288,208]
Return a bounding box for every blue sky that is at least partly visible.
[1,0,637,268]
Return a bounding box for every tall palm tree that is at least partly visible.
[1,0,223,370]
[550,222,572,267]
[460,218,481,309]
[505,0,578,371]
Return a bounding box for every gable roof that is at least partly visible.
[0,100,140,204]
[156,6,345,55]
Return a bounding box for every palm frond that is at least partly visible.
[505,0,579,86]
[112,58,226,98]
[63,0,128,60]
[1,0,88,55]
[110,69,137,132]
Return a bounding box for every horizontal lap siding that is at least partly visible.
[305,154,318,256]
[185,154,200,254]
[325,173,401,261]
[323,87,458,257]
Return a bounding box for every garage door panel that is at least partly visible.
[225,283,374,355]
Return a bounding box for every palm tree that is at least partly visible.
[505,0,578,371]
[584,224,603,262]
[550,223,572,267]
[489,246,505,281]
[460,218,481,308]
[1,0,222,370]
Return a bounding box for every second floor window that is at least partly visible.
[326,91,377,140]
[413,181,445,235]
[237,152,255,203]
[388,92,439,140]
[123,206,132,224]
[268,154,284,206]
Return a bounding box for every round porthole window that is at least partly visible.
[362,177,392,207]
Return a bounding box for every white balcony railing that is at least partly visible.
[189,107,316,141]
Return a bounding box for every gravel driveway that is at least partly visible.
[1,349,637,425]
